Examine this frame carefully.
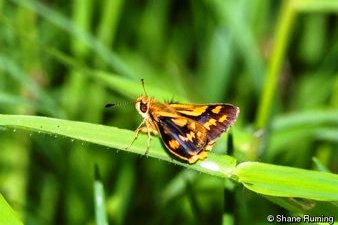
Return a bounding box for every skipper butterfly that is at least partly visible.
[127,80,239,164]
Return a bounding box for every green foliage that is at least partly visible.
[0,194,23,225]
[0,0,337,225]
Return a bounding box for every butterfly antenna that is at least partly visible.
[141,78,148,97]
[105,103,115,108]
[105,101,134,109]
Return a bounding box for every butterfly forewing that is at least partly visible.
[170,103,239,141]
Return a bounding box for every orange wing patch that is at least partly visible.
[168,139,180,149]
[211,106,222,114]
[188,151,208,164]
[204,118,217,130]
[171,117,187,127]
[188,121,196,130]
[172,105,208,116]
[218,115,227,122]
[178,131,196,142]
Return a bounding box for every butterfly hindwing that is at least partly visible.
[155,115,208,161]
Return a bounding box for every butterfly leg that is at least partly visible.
[125,119,146,151]
[145,126,152,156]
[129,125,152,156]
[143,120,159,155]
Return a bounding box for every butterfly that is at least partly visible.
[127,80,239,164]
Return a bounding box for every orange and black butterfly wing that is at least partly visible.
[170,104,239,141]
[155,115,208,162]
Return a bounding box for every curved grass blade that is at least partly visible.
[0,194,23,225]
[9,0,134,77]
[94,165,108,225]
[0,114,237,178]
[1,115,337,202]
[233,162,338,201]
[89,71,188,102]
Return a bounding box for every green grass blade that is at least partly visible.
[0,114,237,178]
[96,0,124,47]
[90,71,188,102]
[9,0,134,77]
[255,0,296,128]
[1,114,337,202]
[106,161,134,225]
[265,196,338,216]
[273,110,338,130]
[233,162,338,201]
[0,54,61,117]
[0,194,23,225]
[292,0,338,12]
[41,48,189,102]
[94,166,108,225]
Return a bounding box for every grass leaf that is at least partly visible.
[0,114,237,177]
[233,162,338,201]
[0,194,23,225]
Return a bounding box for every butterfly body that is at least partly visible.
[134,96,239,164]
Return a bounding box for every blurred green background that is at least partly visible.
[0,0,337,224]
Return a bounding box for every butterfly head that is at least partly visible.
[136,78,153,118]
[136,96,152,118]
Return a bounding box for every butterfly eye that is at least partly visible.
[140,102,148,113]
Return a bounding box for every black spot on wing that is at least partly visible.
[157,117,207,159]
